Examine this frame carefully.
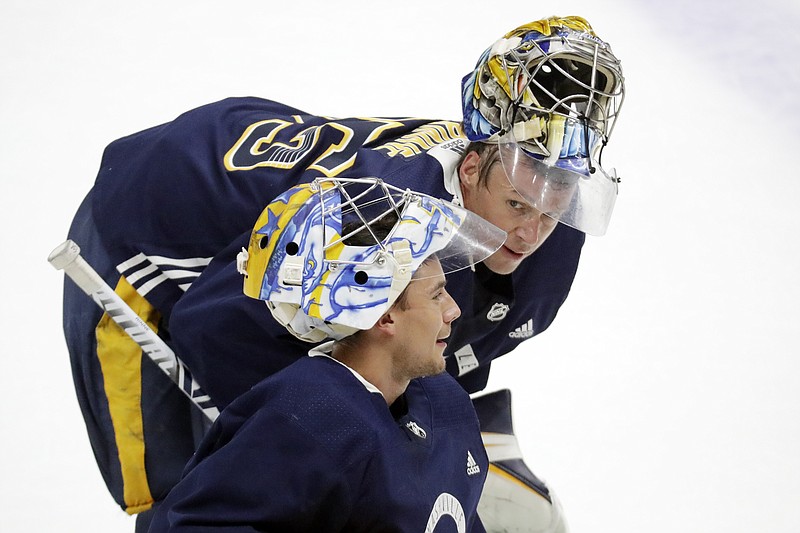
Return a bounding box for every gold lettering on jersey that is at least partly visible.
[305,123,354,177]
[224,119,294,170]
[268,126,322,169]
[306,118,407,176]
[357,117,407,144]
[225,117,410,174]
[374,121,462,158]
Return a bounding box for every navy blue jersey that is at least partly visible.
[147,356,488,532]
[62,96,583,514]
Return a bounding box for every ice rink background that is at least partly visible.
[2,1,799,531]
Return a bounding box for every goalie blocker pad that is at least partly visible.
[473,389,568,533]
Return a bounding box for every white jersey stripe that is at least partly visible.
[136,273,171,297]
[116,254,212,295]
[160,269,203,281]
[124,262,160,284]
[148,255,212,268]
[116,253,148,272]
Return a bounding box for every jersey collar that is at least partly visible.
[309,341,384,397]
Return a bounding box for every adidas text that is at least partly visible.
[508,319,534,339]
[466,451,481,476]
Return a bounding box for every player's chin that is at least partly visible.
[484,248,526,275]
[428,351,447,375]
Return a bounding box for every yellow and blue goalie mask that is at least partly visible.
[239,177,506,343]
[461,16,625,236]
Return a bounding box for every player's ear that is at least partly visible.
[374,310,396,336]
[459,150,481,188]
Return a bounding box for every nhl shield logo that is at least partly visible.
[405,420,427,439]
[486,303,509,322]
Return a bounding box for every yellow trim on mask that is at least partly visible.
[95,276,158,514]
[504,16,596,40]
[243,184,319,299]
[306,230,345,320]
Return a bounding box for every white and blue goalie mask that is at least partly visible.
[240,177,506,342]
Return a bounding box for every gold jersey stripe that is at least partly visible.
[95,276,158,514]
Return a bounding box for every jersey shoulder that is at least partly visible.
[235,357,392,463]
[413,373,479,431]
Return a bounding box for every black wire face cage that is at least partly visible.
[501,30,625,150]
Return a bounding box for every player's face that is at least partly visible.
[390,259,461,381]
[460,153,559,275]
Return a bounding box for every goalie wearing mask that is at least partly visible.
[148,177,504,531]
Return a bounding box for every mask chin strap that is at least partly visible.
[386,241,413,309]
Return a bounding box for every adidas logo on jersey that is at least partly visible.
[508,319,534,339]
[466,451,481,476]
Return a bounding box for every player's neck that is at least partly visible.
[331,341,406,405]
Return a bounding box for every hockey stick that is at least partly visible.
[48,239,220,422]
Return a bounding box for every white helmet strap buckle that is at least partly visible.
[280,255,304,286]
[387,241,413,308]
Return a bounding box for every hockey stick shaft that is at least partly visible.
[48,239,220,421]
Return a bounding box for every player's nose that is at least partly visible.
[442,290,460,324]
